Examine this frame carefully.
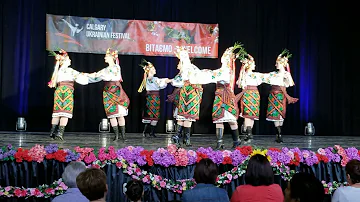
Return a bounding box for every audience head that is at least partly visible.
[345,159,360,185]
[194,158,218,184]
[284,172,325,202]
[76,168,107,201]
[62,161,86,188]
[124,179,144,202]
[245,154,274,186]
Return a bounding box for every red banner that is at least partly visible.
[46,14,219,58]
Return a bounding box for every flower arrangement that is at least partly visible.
[0,144,357,198]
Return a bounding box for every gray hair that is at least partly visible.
[62,161,86,188]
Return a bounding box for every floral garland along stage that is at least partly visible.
[1,144,358,198]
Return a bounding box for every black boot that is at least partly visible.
[119,126,126,141]
[55,126,65,141]
[50,124,58,139]
[240,124,246,135]
[275,126,283,143]
[231,129,241,149]
[215,128,224,150]
[183,127,192,147]
[142,123,149,137]
[149,125,157,137]
[244,126,253,141]
[176,124,183,138]
[171,125,182,146]
[112,126,120,141]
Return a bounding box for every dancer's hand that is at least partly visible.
[165,78,172,83]
[287,97,299,104]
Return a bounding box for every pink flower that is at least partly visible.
[303,152,310,158]
[5,186,11,192]
[167,144,177,155]
[226,174,233,181]
[84,152,97,164]
[116,162,123,168]
[160,181,166,188]
[142,176,150,183]
[155,175,162,181]
[188,150,196,157]
[222,150,232,157]
[28,144,47,163]
[287,151,294,159]
[317,148,326,155]
[175,148,189,166]
[59,182,68,189]
[45,188,55,195]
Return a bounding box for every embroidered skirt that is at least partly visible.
[266,85,286,121]
[103,81,130,118]
[52,82,74,118]
[177,81,203,121]
[142,91,160,123]
[212,83,238,123]
[240,86,260,120]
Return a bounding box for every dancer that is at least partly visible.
[88,48,130,141]
[212,43,243,149]
[236,51,267,142]
[171,47,218,147]
[167,63,184,139]
[138,59,171,137]
[48,49,89,141]
[264,49,298,143]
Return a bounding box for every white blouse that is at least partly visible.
[88,64,122,82]
[262,71,295,87]
[237,72,266,89]
[56,67,88,85]
[146,77,168,91]
[171,74,184,88]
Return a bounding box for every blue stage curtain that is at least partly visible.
[0,161,339,202]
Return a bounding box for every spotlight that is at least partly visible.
[16,117,27,131]
[305,122,315,136]
[166,120,175,133]
[99,118,110,133]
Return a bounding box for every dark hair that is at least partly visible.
[194,158,218,184]
[289,172,325,202]
[346,159,360,184]
[76,168,107,201]
[125,179,143,201]
[245,154,274,186]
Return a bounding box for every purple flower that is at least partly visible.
[117,146,145,165]
[304,151,319,166]
[0,153,4,160]
[278,152,291,165]
[196,147,214,156]
[209,151,223,165]
[230,150,247,166]
[65,150,80,162]
[7,144,12,150]
[151,148,175,167]
[187,150,197,165]
[267,150,280,165]
[345,147,360,161]
[45,144,59,154]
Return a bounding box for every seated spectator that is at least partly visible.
[284,172,325,202]
[231,154,283,202]
[124,179,143,202]
[76,168,107,202]
[52,162,89,202]
[332,159,360,202]
[182,158,229,202]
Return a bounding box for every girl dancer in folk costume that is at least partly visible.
[236,51,268,142]
[171,47,218,147]
[167,64,184,139]
[212,43,243,150]
[264,49,298,143]
[48,49,89,141]
[88,48,130,141]
[138,59,171,137]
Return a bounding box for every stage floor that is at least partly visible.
[1,131,359,150]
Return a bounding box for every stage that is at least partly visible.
[1,131,359,150]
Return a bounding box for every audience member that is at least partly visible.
[124,179,143,202]
[332,159,360,202]
[284,172,325,202]
[76,168,107,202]
[231,154,283,202]
[182,158,229,202]
[52,162,89,202]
